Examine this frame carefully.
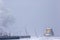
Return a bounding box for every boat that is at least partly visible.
[0,31,30,40]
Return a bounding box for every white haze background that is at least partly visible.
[0,0,60,37]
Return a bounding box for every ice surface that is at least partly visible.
[19,37,60,40]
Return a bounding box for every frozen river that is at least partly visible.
[0,37,60,40]
[19,37,60,40]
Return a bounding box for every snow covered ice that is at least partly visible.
[19,37,60,40]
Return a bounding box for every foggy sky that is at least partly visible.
[2,0,60,37]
